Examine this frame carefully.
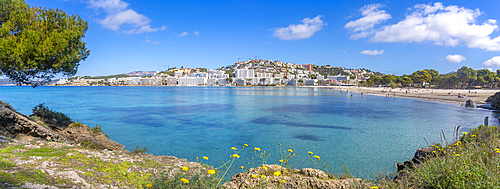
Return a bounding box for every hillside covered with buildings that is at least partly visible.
[53,59,378,87]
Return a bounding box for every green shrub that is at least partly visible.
[132,146,149,154]
[32,103,72,128]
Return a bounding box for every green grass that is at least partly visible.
[0,156,15,169]
[20,146,76,157]
[0,169,71,187]
[58,153,156,188]
[375,125,500,188]
[0,145,25,154]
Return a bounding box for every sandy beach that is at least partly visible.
[314,86,499,107]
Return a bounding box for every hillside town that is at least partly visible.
[53,59,378,87]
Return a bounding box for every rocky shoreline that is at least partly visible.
[0,101,367,188]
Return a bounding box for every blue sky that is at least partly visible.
[25,0,500,76]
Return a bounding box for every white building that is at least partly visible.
[178,77,206,86]
[327,75,349,81]
[234,69,254,78]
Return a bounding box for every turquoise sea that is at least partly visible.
[0,86,496,178]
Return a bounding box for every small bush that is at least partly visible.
[133,146,149,154]
[78,140,106,150]
[91,124,109,138]
[71,121,85,128]
[32,103,72,128]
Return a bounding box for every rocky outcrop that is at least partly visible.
[486,92,500,109]
[465,99,474,108]
[222,164,365,189]
[0,101,69,142]
[397,147,435,172]
[0,101,123,151]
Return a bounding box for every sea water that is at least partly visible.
[0,86,496,178]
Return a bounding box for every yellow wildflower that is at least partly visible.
[308,151,313,155]
[432,151,436,153]
[495,148,499,151]
[207,169,216,174]
[244,144,248,147]
[471,135,476,137]
[203,156,208,160]
[180,178,189,184]
[261,175,266,178]
[255,147,261,151]
[455,154,460,157]
[232,154,240,158]
[430,145,434,147]
[182,166,188,171]
[280,180,286,183]
[263,166,268,170]
[444,151,447,153]
[274,171,281,176]
[314,155,320,160]
[279,159,283,163]
[288,149,293,153]
[231,147,237,150]
[370,186,379,189]
[463,162,466,165]
[145,184,152,187]
[241,166,244,170]
[462,131,468,135]
[252,175,258,178]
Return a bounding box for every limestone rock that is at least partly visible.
[0,101,123,151]
[222,164,365,189]
[0,102,68,142]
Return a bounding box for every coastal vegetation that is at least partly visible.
[375,125,500,188]
[32,103,72,128]
[360,66,500,89]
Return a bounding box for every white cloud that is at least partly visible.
[194,31,199,36]
[152,41,159,45]
[273,15,326,40]
[168,42,174,45]
[446,54,466,63]
[360,49,385,55]
[344,4,391,39]
[87,0,166,34]
[178,32,189,37]
[346,2,500,51]
[483,56,500,67]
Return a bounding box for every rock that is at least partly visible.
[0,102,68,142]
[486,92,500,109]
[465,99,474,108]
[0,101,123,151]
[300,168,329,180]
[397,147,435,172]
[222,164,366,189]
[0,135,10,143]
